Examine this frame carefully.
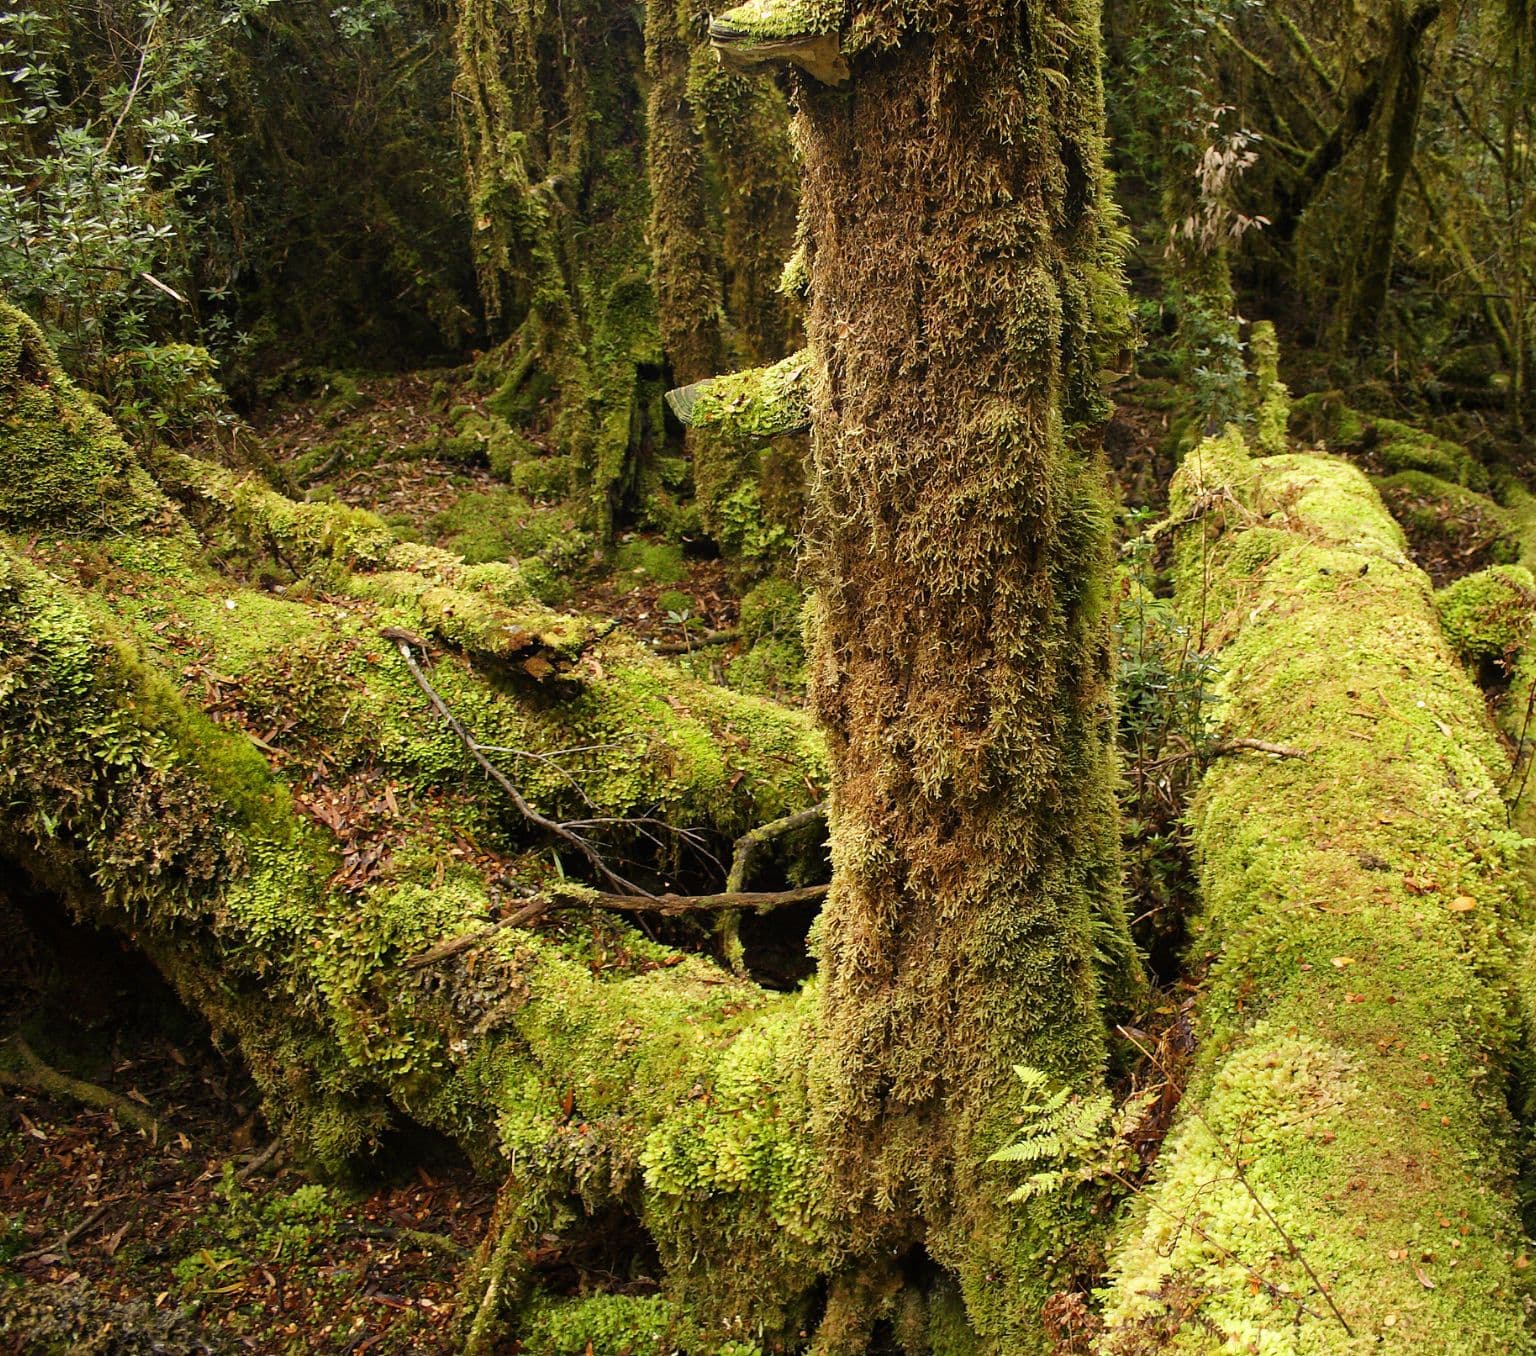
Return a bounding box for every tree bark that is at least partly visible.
[790,0,1139,1340]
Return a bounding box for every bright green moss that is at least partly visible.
[708,0,842,40]
[428,487,595,579]
[1248,321,1290,456]
[675,352,811,439]
[1100,435,1534,1351]
[1436,566,1536,668]
[521,1294,762,1356]
[613,539,689,587]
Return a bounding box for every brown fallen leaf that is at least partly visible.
[1447,896,1476,912]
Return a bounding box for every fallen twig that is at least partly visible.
[388,633,650,896]
[650,628,740,657]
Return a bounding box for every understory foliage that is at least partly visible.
[1107,0,1536,426]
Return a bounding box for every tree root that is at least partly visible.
[0,1035,161,1138]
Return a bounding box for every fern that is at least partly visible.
[989,1066,1153,1205]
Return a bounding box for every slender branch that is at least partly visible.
[0,1035,160,1137]
[650,629,740,657]
[403,884,829,970]
[592,884,829,916]
[101,9,160,160]
[388,634,649,896]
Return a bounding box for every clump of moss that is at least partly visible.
[1292,391,1487,490]
[0,301,165,532]
[521,1293,762,1355]
[427,488,594,592]
[1435,565,1536,669]
[727,577,806,699]
[1248,320,1289,455]
[613,539,689,588]
[680,351,811,440]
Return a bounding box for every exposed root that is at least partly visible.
[0,1035,161,1138]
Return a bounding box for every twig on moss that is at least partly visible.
[1116,1027,1353,1338]
[388,633,651,897]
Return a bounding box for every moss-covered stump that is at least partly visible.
[1098,433,1533,1351]
[0,300,842,1350]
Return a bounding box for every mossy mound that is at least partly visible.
[1435,565,1536,670]
[1375,469,1519,586]
[1292,391,1488,490]
[0,301,166,531]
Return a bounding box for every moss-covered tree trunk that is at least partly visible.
[782,0,1137,1341]
[1346,1,1441,347]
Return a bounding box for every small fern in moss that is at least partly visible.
[989,1066,1151,1204]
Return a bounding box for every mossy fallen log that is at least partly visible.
[1098,432,1534,1352]
[0,299,842,1349]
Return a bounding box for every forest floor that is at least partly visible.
[0,892,494,1354]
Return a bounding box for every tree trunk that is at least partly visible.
[1347,2,1441,346]
[790,0,1138,1340]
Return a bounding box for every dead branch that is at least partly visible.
[403,884,829,970]
[0,1035,161,1138]
[650,628,740,657]
[388,633,650,897]
[725,804,827,893]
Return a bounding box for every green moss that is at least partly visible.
[0,301,164,532]
[1436,566,1536,668]
[1375,470,1518,582]
[521,1294,762,1356]
[708,0,842,40]
[613,539,689,587]
[672,352,811,440]
[726,577,807,700]
[1249,320,1290,456]
[427,488,593,576]
[1099,435,1533,1350]
[1292,392,1488,490]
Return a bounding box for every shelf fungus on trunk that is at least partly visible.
[708,0,849,85]
[665,350,812,439]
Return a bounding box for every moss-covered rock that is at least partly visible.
[1098,434,1534,1352]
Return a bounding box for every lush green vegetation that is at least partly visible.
[4,0,1536,1352]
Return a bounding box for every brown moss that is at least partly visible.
[790,1,1137,1344]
